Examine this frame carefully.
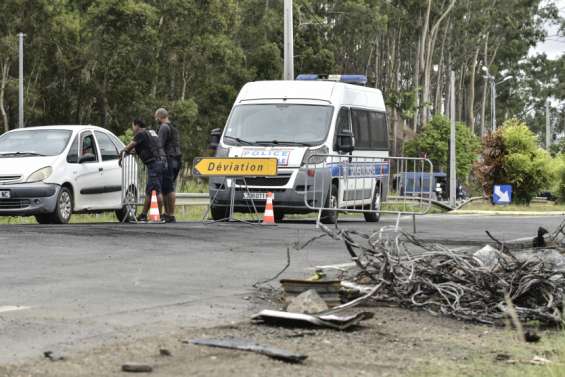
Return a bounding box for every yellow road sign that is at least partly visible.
[193,157,278,177]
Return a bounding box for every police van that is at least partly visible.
[208,74,389,223]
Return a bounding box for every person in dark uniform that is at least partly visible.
[119,118,166,222]
[154,108,182,223]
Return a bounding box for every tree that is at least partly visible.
[474,118,556,204]
[403,114,480,179]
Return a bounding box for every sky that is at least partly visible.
[529,0,565,59]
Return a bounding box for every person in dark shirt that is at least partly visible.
[119,119,166,222]
[155,108,182,223]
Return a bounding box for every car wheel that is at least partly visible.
[210,205,229,221]
[320,183,339,224]
[116,187,137,223]
[364,185,381,223]
[49,187,73,224]
[35,214,52,224]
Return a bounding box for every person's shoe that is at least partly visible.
[164,214,176,223]
[137,213,148,222]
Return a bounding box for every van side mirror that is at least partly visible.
[79,153,97,163]
[208,128,222,151]
[336,130,354,153]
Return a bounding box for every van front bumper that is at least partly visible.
[208,168,331,213]
[0,183,60,216]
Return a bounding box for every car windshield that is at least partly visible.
[224,104,333,146]
[0,129,73,157]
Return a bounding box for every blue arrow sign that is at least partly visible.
[493,184,512,205]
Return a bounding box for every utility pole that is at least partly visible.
[18,32,24,128]
[490,77,496,132]
[449,71,456,207]
[283,0,294,80]
[546,99,551,149]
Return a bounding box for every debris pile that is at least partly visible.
[318,220,565,326]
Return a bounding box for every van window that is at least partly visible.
[335,108,350,134]
[369,111,388,150]
[66,135,79,163]
[95,131,120,161]
[224,104,333,146]
[351,110,371,149]
[351,109,388,151]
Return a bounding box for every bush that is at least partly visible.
[474,118,557,204]
[403,114,481,179]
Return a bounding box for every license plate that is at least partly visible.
[243,192,273,200]
[0,190,10,199]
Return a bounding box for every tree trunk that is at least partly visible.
[0,60,9,133]
[467,46,480,129]
[421,0,456,126]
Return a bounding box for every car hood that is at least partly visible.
[0,156,59,183]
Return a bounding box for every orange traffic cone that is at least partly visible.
[262,192,275,225]
[148,190,161,223]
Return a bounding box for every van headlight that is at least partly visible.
[215,145,230,157]
[302,145,329,165]
[27,166,53,183]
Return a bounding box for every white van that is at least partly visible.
[208,74,389,223]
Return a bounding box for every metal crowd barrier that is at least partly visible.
[120,154,145,222]
[303,154,434,227]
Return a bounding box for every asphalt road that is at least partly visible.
[0,214,562,363]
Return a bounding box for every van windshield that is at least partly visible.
[0,129,73,157]
[224,104,333,146]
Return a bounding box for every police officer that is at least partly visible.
[119,118,166,222]
[155,108,182,223]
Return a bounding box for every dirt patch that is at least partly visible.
[3,305,558,377]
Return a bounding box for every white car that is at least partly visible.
[0,125,135,224]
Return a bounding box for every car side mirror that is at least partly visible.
[336,130,354,153]
[208,128,223,152]
[79,154,96,163]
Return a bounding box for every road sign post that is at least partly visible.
[193,157,278,223]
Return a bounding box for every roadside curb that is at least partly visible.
[450,210,565,216]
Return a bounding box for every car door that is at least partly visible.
[75,130,105,210]
[94,131,123,209]
[347,109,375,207]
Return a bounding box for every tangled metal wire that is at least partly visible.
[318,221,565,326]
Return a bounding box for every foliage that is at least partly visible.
[474,118,556,204]
[403,115,480,179]
[0,0,562,164]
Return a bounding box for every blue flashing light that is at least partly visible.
[295,73,368,86]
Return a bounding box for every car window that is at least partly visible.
[0,129,72,157]
[80,131,99,162]
[95,131,120,161]
[66,135,79,163]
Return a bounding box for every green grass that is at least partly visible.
[460,199,565,212]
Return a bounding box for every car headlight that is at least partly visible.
[302,145,329,165]
[27,166,53,183]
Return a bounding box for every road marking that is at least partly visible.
[0,306,30,313]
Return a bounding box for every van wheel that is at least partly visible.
[364,186,381,223]
[50,187,73,224]
[35,214,52,224]
[320,183,339,224]
[210,205,229,221]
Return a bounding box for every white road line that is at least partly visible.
[0,306,31,313]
